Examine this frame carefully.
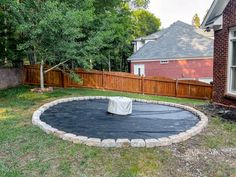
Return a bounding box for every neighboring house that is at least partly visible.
[128,21,214,83]
[202,0,236,107]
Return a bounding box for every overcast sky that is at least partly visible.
[148,0,214,28]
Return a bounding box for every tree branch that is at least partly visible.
[44,59,70,73]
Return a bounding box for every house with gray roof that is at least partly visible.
[129,21,214,83]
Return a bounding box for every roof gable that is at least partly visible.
[201,0,230,30]
[129,21,213,61]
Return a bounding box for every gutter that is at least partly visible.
[128,56,214,62]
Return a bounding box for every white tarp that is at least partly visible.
[107,97,132,115]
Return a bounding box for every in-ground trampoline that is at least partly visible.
[32,97,208,148]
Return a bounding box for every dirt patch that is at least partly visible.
[198,104,236,122]
[30,87,54,93]
[167,145,236,177]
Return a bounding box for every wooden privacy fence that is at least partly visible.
[23,65,213,100]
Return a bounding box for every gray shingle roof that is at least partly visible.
[129,21,214,61]
[134,29,167,41]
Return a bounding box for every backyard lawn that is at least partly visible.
[0,86,235,177]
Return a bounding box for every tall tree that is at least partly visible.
[192,13,201,28]
[1,0,154,77]
[132,9,161,38]
[17,0,95,88]
[87,6,132,72]
[0,0,23,67]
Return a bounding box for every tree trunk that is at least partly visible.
[40,60,44,89]
[108,55,111,72]
[28,49,35,65]
[89,59,93,69]
[4,4,8,64]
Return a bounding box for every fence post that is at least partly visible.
[141,76,144,95]
[102,69,105,90]
[188,82,191,97]
[61,71,65,88]
[175,79,178,97]
[23,66,27,84]
[61,71,68,88]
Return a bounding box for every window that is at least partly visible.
[134,64,145,76]
[160,60,169,64]
[228,27,236,95]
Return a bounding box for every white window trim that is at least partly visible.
[227,27,236,95]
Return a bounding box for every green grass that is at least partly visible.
[201,117,236,149]
[0,85,207,105]
[0,86,235,177]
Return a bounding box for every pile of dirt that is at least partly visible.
[197,104,236,122]
[30,87,54,93]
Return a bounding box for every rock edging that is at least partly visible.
[32,96,208,148]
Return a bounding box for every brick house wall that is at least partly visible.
[213,0,236,106]
[130,58,213,80]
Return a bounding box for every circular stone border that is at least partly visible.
[32,96,208,148]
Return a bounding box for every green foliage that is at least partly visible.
[14,0,135,72]
[192,13,201,28]
[132,9,161,38]
[0,0,23,67]
[17,0,94,68]
[69,70,82,84]
[0,0,158,72]
[87,6,133,71]
[93,0,123,13]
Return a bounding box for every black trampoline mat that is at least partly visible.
[40,99,199,140]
